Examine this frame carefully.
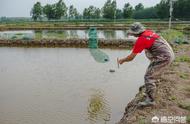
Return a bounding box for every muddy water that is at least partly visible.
[0,47,149,124]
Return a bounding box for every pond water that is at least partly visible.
[0,30,189,41]
[0,47,149,124]
[0,30,135,40]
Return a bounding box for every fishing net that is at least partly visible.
[89,49,109,63]
[88,27,98,48]
[88,27,109,63]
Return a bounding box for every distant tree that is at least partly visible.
[94,8,101,19]
[156,0,170,19]
[123,3,133,18]
[69,5,79,19]
[112,0,117,19]
[83,6,101,19]
[0,17,7,22]
[135,3,144,11]
[30,0,190,21]
[54,0,68,19]
[43,4,55,20]
[173,0,190,19]
[133,7,158,19]
[42,0,67,20]
[31,2,43,21]
[116,9,123,19]
[102,0,117,19]
[83,8,89,19]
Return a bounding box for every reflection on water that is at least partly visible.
[102,30,116,40]
[123,30,128,38]
[0,30,129,40]
[87,89,111,124]
[0,30,189,41]
[70,30,78,38]
[42,30,69,39]
[0,30,34,40]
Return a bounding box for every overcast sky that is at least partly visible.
[0,0,161,17]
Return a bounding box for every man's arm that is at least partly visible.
[118,52,137,65]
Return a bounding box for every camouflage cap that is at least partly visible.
[128,22,145,35]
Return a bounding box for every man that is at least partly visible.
[118,22,175,106]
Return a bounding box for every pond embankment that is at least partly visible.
[117,44,190,124]
[0,21,190,31]
[0,39,135,49]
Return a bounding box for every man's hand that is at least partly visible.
[118,52,137,65]
[118,58,126,65]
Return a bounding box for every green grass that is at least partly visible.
[161,29,185,43]
[34,31,43,40]
[179,73,189,79]
[187,115,190,123]
[168,96,177,101]
[138,116,147,124]
[178,103,190,111]
[175,55,190,63]
[172,62,180,66]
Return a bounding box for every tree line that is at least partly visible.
[31,0,190,21]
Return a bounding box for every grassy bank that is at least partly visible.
[118,44,190,124]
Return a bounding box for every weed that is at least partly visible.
[187,115,190,123]
[161,29,185,43]
[179,73,189,79]
[138,116,147,124]
[172,62,180,66]
[178,103,190,111]
[175,56,190,63]
[169,96,177,101]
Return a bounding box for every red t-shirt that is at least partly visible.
[132,30,160,54]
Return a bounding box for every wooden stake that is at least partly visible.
[117,58,120,69]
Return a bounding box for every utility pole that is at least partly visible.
[169,0,176,30]
[169,0,173,29]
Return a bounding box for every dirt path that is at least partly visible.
[117,44,190,124]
